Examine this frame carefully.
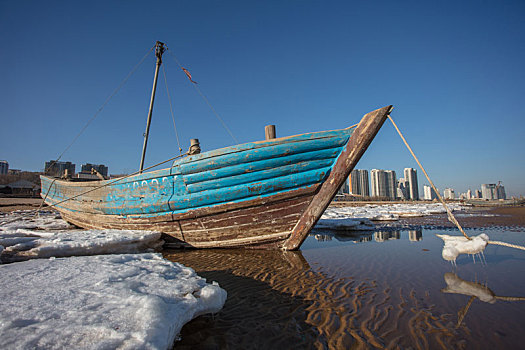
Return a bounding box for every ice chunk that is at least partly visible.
[0,253,227,349]
[0,229,163,263]
[437,233,489,262]
[316,218,375,231]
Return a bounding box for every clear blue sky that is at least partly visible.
[1,0,524,196]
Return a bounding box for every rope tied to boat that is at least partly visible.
[0,153,189,226]
[387,115,525,257]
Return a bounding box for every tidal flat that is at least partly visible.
[167,224,525,349]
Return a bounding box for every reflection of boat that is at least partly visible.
[441,272,525,327]
[164,248,310,274]
[39,41,393,250]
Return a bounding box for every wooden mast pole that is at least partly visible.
[139,41,165,173]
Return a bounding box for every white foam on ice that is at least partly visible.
[0,253,227,349]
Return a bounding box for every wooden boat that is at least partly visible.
[40,42,392,250]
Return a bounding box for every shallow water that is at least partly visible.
[164,226,525,349]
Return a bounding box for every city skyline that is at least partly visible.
[345,167,511,200]
[1,1,524,196]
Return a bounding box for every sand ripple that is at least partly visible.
[164,249,469,349]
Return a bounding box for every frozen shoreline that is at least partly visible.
[0,211,227,349]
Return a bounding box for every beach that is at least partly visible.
[2,198,525,348]
[2,197,524,227]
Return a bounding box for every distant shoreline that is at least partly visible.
[1,197,523,228]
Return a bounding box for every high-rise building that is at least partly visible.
[397,178,408,200]
[423,185,438,200]
[337,178,349,195]
[385,170,397,199]
[0,160,8,174]
[443,188,455,200]
[349,169,370,197]
[481,184,497,200]
[371,169,397,199]
[404,168,419,200]
[496,181,506,200]
[80,163,109,177]
[45,160,76,177]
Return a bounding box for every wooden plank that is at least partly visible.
[282,105,393,250]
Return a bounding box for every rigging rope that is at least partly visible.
[43,153,188,210]
[162,64,183,154]
[3,153,185,225]
[46,45,155,171]
[164,47,238,144]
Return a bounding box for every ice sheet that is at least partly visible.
[0,253,227,349]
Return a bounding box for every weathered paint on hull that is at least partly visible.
[40,106,392,249]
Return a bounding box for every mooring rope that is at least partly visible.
[487,240,525,251]
[388,115,525,252]
[387,115,470,240]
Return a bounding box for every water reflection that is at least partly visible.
[164,243,468,349]
[441,272,525,328]
[310,229,426,244]
[409,229,422,241]
[163,227,525,349]
[374,230,400,242]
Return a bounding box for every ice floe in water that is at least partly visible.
[0,253,227,349]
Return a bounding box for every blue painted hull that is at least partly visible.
[40,105,392,249]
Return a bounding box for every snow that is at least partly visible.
[315,218,375,231]
[321,203,465,222]
[436,233,489,262]
[0,210,227,349]
[1,211,162,263]
[316,203,465,230]
[0,253,227,349]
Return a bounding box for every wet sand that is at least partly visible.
[395,205,525,228]
[165,249,466,349]
[166,225,525,349]
[0,198,45,213]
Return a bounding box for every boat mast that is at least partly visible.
[139,41,165,173]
